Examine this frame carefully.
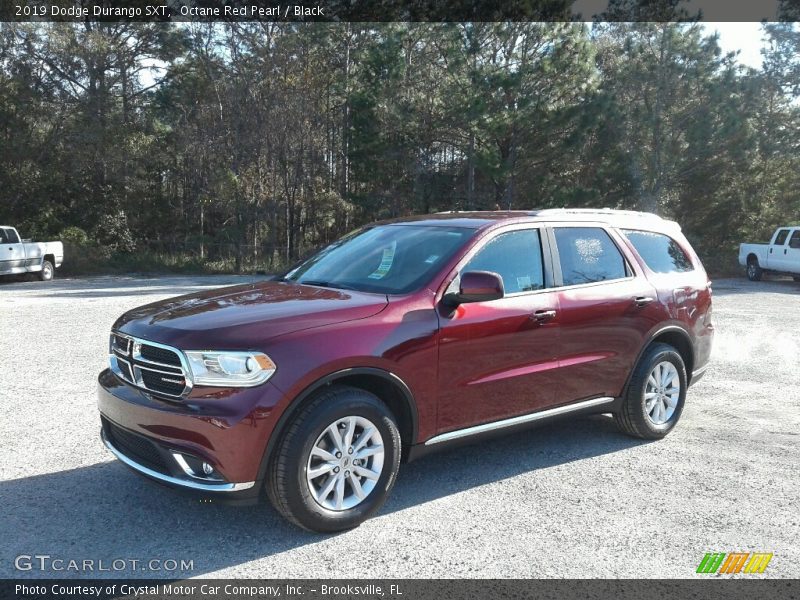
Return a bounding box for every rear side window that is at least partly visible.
[554,227,628,286]
[622,230,694,273]
[789,231,800,249]
[774,229,790,246]
[462,229,545,293]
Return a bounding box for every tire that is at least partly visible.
[746,258,762,281]
[266,385,401,532]
[39,260,54,281]
[614,343,687,440]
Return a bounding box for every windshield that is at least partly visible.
[283,225,474,294]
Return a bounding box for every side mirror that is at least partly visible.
[445,271,504,305]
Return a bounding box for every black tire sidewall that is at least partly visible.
[632,346,687,437]
[277,390,400,532]
[746,260,761,281]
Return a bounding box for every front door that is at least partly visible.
[436,227,561,433]
[783,229,800,274]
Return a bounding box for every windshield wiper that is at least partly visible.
[298,279,359,291]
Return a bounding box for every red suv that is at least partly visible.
[98,209,713,531]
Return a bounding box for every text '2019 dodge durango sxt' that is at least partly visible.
[98,209,713,532]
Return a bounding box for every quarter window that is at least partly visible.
[462,229,545,294]
[554,227,628,286]
[622,230,694,273]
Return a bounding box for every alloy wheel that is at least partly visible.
[644,361,680,425]
[306,415,385,511]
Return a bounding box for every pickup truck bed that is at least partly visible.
[0,226,63,281]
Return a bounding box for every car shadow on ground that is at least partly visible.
[1,415,644,579]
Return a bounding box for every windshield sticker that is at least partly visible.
[424,254,440,264]
[368,241,396,279]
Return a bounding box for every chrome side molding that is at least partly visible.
[424,396,615,446]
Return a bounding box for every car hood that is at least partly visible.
[114,281,388,349]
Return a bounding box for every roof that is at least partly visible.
[377,208,680,232]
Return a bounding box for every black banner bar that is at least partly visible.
[0,0,796,23]
[3,579,800,600]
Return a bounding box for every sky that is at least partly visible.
[707,22,766,69]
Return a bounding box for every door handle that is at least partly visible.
[770,248,773,254]
[785,249,788,255]
[634,296,655,307]
[531,309,557,322]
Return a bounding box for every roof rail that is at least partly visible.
[531,208,663,220]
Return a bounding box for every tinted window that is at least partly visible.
[0,229,7,244]
[622,230,694,273]
[462,229,544,294]
[284,225,472,295]
[554,227,628,286]
[6,229,19,243]
[774,229,790,246]
[789,231,800,249]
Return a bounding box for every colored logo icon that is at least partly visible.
[697,552,773,574]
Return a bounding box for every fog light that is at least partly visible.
[202,462,214,476]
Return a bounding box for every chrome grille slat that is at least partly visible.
[108,332,192,398]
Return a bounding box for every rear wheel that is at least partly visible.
[266,385,401,532]
[615,343,687,440]
[746,258,762,281]
[39,260,54,281]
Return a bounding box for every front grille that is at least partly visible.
[103,417,169,474]
[117,359,134,382]
[109,332,190,398]
[139,344,182,366]
[140,369,186,396]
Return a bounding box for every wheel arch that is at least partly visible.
[746,253,759,264]
[623,326,695,396]
[257,367,418,485]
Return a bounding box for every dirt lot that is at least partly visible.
[1,274,798,578]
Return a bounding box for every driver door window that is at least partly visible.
[461,229,545,294]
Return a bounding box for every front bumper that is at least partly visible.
[101,424,255,493]
[97,368,285,502]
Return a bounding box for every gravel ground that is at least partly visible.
[1,274,798,579]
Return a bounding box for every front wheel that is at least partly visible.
[39,260,54,281]
[266,385,401,532]
[615,343,687,440]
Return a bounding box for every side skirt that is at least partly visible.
[406,396,617,462]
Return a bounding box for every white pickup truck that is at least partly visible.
[739,226,800,281]
[0,226,64,281]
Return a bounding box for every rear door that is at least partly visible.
[436,225,562,432]
[547,224,662,405]
[0,227,24,274]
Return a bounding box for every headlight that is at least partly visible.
[184,351,276,387]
